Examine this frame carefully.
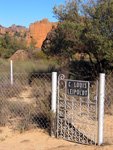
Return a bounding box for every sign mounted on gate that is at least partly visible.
[67,80,89,97]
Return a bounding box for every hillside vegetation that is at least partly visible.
[0,32,37,59]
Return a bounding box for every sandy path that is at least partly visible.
[0,127,113,150]
[9,86,35,104]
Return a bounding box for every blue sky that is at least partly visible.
[0,0,65,28]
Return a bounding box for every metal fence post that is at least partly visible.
[10,60,13,85]
[51,72,57,137]
[98,73,105,145]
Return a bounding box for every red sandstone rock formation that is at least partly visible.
[28,18,57,48]
[0,18,57,48]
[0,24,28,36]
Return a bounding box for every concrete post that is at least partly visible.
[51,72,57,137]
[98,73,105,145]
[10,60,13,85]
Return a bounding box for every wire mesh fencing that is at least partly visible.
[104,75,113,145]
[0,72,113,145]
[0,73,52,133]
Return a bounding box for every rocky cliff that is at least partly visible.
[0,18,57,48]
[0,24,28,36]
[28,18,57,48]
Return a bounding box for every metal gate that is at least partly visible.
[57,74,98,145]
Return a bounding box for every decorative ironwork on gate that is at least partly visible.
[57,74,98,145]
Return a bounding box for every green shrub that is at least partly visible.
[0,33,28,59]
[14,32,21,37]
[13,59,59,74]
[32,52,47,60]
[1,48,15,59]
[24,31,26,38]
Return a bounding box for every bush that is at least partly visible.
[32,52,47,60]
[14,32,21,37]
[1,48,15,59]
[13,59,59,74]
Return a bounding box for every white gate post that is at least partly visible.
[51,72,57,137]
[10,60,13,85]
[98,73,105,145]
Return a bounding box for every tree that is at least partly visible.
[53,0,82,22]
[42,0,113,74]
[42,0,83,58]
[42,21,83,58]
[81,0,113,73]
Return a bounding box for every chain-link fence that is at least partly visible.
[0,73,52,133]
[104,75,113,145]
[0,72,113,145]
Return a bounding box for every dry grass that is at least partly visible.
[0,73,53,134]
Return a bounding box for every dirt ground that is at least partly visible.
[0,127,113,150]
